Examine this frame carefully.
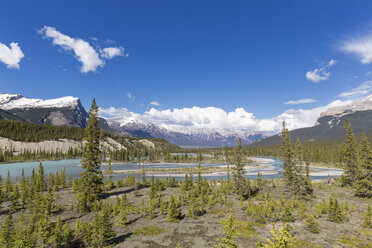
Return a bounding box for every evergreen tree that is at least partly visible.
[305,215,320,234]
[233,138,250,199]
[281,122,313,199]
[197,162,202,195]
[77,98,104,212]
[106,159,113,181]
[354,133,372,198]
[215,214,238,248]
[0,211,15,248]
[52,217,65,248]
[294,138,302,164]
[342,119,358,186]
[260,223,296,248]
[362,205,372,229]
[36,162,45,192]
[4,171,12,197]
[327,196,346,223]
[117,208,129,227]
[303,140,311,166]
[167,194,181,222]
[91,207,116,247]
[106,159,114,190]
[15,213,36,248]
[281,205,296,222]
[281,122,295,188]
[141,163,147,186]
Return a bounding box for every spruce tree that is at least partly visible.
[106,159,114,190]
[303,140,311,166]
[197,162,202,195]
[281,122,313,199]
[305,215,320,234]
[36,162,45,192]
[233,138,250,199]
[342,119,358,186]
[15,213,36,248]
[294,137,302,164]
[91,207,116,247]
[281,122,295,188]
[52,217,65,248]
[261,223,296,248]
[281,205,296,222]
[0,211,15,248]
[354,133,372,198]
[215,214,238,248]
[77,98,104,212]
[167,194,181,222]
[327,196,346,223]
[362,205,372,229]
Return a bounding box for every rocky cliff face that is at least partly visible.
[0,93,89,127]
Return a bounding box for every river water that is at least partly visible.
[0,157,343,181]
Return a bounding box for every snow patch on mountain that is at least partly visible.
[0,93,79,110]
[321,94,372,117]
[104,116,269,147]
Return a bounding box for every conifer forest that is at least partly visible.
[0,99,370,248]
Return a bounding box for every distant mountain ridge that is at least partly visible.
[105,116,268,147]
[0,92,268,147]
[253,94,372,146]
[0,93,89,127]
[0,109,25,121]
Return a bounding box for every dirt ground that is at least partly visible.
[0,179,371,248]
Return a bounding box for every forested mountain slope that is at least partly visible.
[0,120,179,152]
[253,110,372,146]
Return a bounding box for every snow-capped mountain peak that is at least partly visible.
[107,116,155,128]
[104,116,268,147]
[0,93,80,110]
[321,94,372,117]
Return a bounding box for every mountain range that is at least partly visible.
[2,92,372,147]
[0,93,267,147]
[253,94,372,146]
[105,116,268,147]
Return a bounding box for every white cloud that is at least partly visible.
[274,100,350,131]
[100,47,126,59]
[38,26,126,73]
[150,101,161,106]
[127,92,135,100]
[341,34,372,64]
[99,99,350,134]
[99,106,133,117]
[284,98,317,105]
[339,80,372,98]
[0,42,24,69]
[306,59,336,83]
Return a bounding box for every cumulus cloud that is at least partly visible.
[274,100,350,131]
[0,42,24,69]
[284,98,317,105]
[150,101,161,106]
[306,59,336,83]
[100,47,126,59]
[99,106,133,117]
[99,99,350,134]
[339,80,372,98]
[341,34,372,64]
[38,26,126,73]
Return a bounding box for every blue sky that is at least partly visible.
[1,1,372,132]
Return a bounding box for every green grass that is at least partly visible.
[337,235,372,248]
[134,225,168,236]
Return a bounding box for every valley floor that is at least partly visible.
[1,178,371,248]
